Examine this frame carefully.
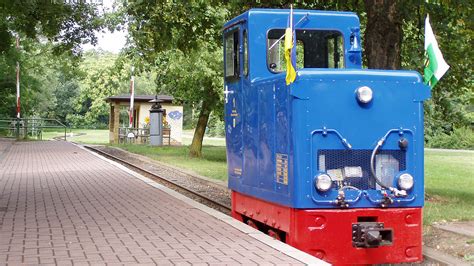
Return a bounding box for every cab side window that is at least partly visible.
[225,29,240,80]
[243,29,248,76]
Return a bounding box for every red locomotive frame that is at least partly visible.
[232,191,422,265]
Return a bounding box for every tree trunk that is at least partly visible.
[364,0,402,69]
[189,98,212,158]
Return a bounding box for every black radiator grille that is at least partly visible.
[318,149,406,190]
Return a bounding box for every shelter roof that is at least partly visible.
[106,94,174,103]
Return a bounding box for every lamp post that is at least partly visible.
[149,96,164,146]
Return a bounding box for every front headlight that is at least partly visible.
[315,174,332,192]
[356,86,373,104]
[398,173,414,190]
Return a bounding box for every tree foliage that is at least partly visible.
[0,40,78,119]
[68,51,158,128]
[398,1,473,138]
[125,0,226,58]
[231,0,473,139]
[0,1,471,150]
[0,0,104,120]
[153,47,224,156]
[124,0,228,157]
[0,0,104,55]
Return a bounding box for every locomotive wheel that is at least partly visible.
[246,220,259,230]
[267,229,282,241]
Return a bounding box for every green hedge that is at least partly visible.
[426,126,474,150]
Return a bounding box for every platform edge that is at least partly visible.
[78,144,330,266]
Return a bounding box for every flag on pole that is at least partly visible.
[129,66,135,128]
[285,5,297,85]
[16,36,20,119]
[424,15,450,88]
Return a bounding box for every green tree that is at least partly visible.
[69,51,159,128]
[0,0,104,119]
[400,2,473,138]
[121,1,471,153]
[0,0,103,55]
[153,47,223,157]
[363,0,402,69]
[52,77,80,123]
[232,1,473,139]
[70,51,125,128]
[0,40,78,119]
[125,0,228,157]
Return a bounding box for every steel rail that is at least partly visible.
[83,145,232,213]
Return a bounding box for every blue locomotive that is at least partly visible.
[223,8,430,265]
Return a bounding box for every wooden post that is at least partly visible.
[109,102,120,144]
[109,104,115,143]
[113,102,120,143]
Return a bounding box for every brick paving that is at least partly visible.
[0,140,303,265]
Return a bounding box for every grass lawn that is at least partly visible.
[43,128,109,144]
[182,136,226,146]
[114,144,228,181]
[424,150,474,225]
[182,129,226,146]
[43,128,226,146]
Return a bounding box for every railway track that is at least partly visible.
[83,144,467,266]
[83,145,232,214]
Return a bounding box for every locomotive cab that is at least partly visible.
[224,9,430,265]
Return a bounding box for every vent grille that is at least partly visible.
[318,149,406,190]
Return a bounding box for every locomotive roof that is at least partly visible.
[224,8,359,30]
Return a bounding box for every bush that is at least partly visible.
[426,126,474,150]
[206,112,225,137]
[207,119,224,137]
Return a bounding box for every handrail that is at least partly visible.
[0,118,68,140]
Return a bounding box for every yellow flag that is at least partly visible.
[284,21,296,84]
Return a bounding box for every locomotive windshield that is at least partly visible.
[267,29,344,72]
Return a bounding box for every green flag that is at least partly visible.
[424,15,450,88]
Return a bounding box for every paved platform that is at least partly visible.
[0,140,321,265]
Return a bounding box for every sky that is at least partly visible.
[82,0,127,54]
[83,28,127,53]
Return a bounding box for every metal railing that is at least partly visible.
[0,118,68,141]
[118,127,172,145]
[118,127,150,144]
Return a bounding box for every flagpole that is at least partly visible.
[268,13,309,51]
[129,66,135,128]
[16,36,20,119]
[290,4,293,29]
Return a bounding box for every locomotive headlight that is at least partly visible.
[356,86,373,104]
[315,174,332,192]
[397,173,414,190]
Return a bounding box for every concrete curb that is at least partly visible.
[433,223,474,238]
[423,247,471,266]
[78,144,329,266]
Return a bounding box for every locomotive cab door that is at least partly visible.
[224,24,245,182]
